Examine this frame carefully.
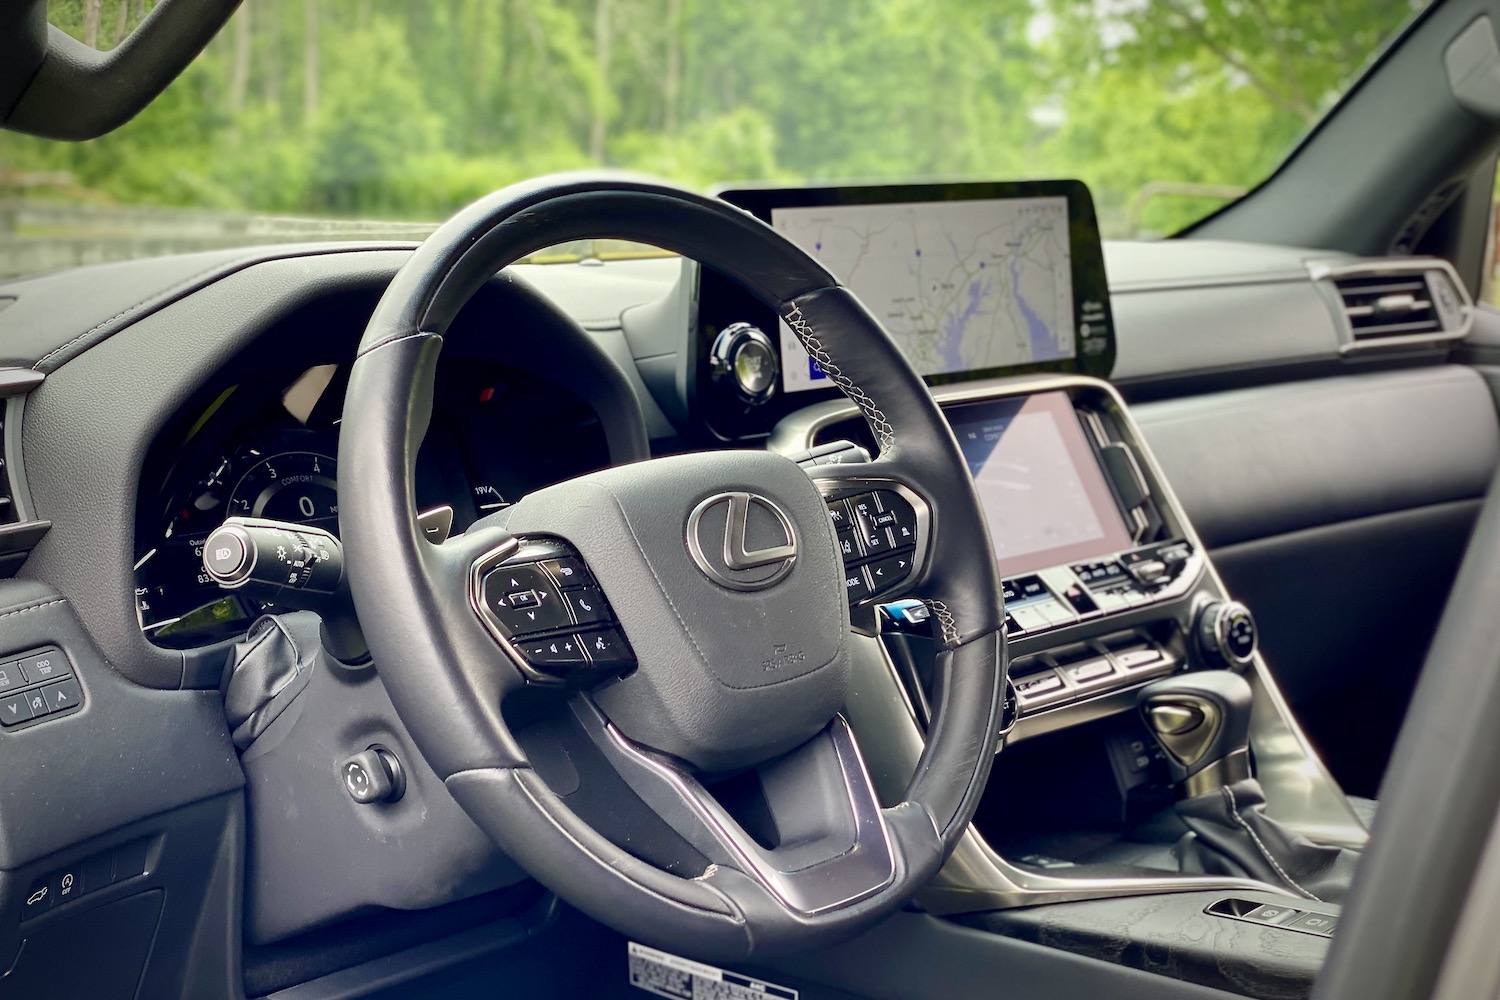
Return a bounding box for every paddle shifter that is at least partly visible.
[1137,670,1354,901]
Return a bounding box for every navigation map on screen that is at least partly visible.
[772,197,1075,392]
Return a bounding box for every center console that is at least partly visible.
[700,179,1370,997]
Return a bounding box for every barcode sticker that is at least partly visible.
[628,942,799,1000]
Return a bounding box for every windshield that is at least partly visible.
[0,0,1424,277]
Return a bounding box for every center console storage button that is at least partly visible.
[1014,672,1065,698]
[1009,605,1053,631]
[1065,658,1115,684]
[1114,645,1167,671]
[1286,911,1338,936]
[1031,600,1077,626]
[1243,903,1303,925]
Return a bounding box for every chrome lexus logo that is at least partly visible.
[686,492,798,591]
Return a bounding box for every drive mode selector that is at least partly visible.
[1196,600,1258,667]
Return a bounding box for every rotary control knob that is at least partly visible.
[1196,600,1258,667]
[709,322,779,404]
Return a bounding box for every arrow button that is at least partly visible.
[0,694,32,727]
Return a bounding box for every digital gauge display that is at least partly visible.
[228,451,338,528]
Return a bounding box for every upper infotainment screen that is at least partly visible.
[947,391,1133,577]
[701,180,1115,440]
[770,196,1076,393]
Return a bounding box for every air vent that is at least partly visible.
[1312,260,1472,354]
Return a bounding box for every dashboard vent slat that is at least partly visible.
[1312,260,1472,355]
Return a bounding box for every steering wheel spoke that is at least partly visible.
[573,698,897,917]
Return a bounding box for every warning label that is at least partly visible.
[628,942,799,1000]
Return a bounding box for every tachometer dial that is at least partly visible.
[228,451,338,529]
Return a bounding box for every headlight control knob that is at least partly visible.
[1196,600,1258,667]
[709,322,779,405]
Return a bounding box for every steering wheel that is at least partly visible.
[338,175,1007,961]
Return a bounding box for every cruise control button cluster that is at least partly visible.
[828,489,919,608]
[0,648,83,730]
[479,542,636,683]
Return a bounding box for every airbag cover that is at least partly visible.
[496,450,849,772]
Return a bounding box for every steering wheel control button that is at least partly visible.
[0,694,33,727]
[41,679,82,715]
[483,565,571,636]
[0,662,23,694]
[826,499,852,532]
[866,553,913,594]
[872,490,919,546]
[521,635,589,671]
[341,746,405,804]
[564,587,610,626]
[16,649,70,684]
[836,528,859,562]
[582,629,633,667]
[539,556,588,589]
[843,567,874,602]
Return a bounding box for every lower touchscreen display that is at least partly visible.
[771,196,1075,392]
[948,391,1132,577]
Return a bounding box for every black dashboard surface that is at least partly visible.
[13,253,648,689]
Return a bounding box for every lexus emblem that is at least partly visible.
[686,492,798,591]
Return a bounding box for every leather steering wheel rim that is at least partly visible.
[339,174,1007,961]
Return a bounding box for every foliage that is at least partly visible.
[0,0,1423,236]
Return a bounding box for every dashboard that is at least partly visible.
[0,173,1481,991]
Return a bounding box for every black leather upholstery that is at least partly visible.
[1175,778,1358,903]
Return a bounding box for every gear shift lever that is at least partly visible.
[1137,670,1355,901]
[1138,671,1252,797]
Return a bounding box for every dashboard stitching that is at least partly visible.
[0,597,66,620]
[1223,784,1322,901]
[782,301,895,452]
[29,244,419,372]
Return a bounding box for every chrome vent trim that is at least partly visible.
[1309,259,1472,355]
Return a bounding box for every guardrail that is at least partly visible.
[0,200,442,278]
[0,199,677,278]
